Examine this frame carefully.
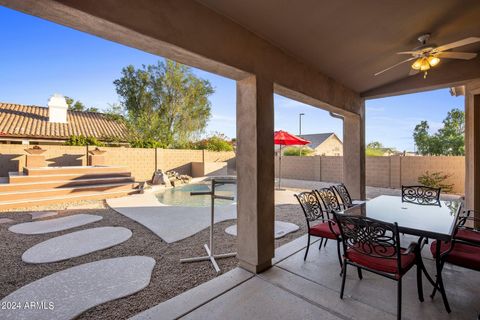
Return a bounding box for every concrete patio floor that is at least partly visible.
[134,235,479,320]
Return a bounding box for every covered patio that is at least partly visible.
[1,0,479,319]
[132,236,479,319]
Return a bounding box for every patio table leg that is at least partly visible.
[431,240,451,313]
[416,237,436,287]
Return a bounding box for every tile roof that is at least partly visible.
[299,133,340,149]
[0,103,128,141]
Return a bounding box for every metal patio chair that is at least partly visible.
[332,183,365,209]
[295,190,341,264]
[334,213,425,320]
[401,185,441,205]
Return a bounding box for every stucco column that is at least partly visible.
[236,75,275,273]
[465,81,480,227]
[343,101,366,200]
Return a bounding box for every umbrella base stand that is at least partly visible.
[180,178,237,273]
[181,244,237,273]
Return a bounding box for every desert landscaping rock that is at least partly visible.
[8,214,102,234]
[0,256,156,320]
[29,211,57,220]
[225,221,299,239]
[22,227,133,264]
[0,218,15,224]
[0,203,304,319]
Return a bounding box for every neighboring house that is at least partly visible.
[0,94,128,145]
[378,148,397,156]
[298,133,343,156]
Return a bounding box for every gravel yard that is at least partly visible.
[0,199,306,320]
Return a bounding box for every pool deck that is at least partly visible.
[107,189,299,243]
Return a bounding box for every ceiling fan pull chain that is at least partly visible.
[424,71,428,79]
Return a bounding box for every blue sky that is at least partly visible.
[0,6,464,151]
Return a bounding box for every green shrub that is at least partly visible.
[418,171,454,193]
[193,136,234,151]
[283,146,314,156]
[366,148,386,156]
[65,135,104,146]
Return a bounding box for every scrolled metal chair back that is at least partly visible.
[334,213,401,261]
[333,183,353,208]
[295,191,325,222]
[401,185,441,205]
[316,187,342,214]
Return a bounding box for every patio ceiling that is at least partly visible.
[197,0,480,97]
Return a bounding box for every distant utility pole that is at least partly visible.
[299,113,305,156]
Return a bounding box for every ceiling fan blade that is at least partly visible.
[397,51,421,55]
[409,68,420,76]
[374,57,416,76]
[436,51,477,60]
[434,37,480,52]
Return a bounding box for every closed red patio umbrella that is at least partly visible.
[274,130,310,189]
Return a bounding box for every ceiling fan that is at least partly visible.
[374,34,480,78]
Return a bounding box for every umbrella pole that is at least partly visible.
[279,145,282,189]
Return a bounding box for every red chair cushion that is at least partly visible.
[346,245,416,276]
[309,222,339,239]
[430,240,480,271]
[456,228,480,244]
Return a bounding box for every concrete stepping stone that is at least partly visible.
[225,221,299,239]
[0,218,15,224]
[22,227,133,264]
[29,211,58,220]
[8,214,102,235]
[0,256,155,320]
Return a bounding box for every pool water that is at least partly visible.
[156,183,236,207]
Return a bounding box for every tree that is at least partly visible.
[413,108,464,156]
[113,60,214,147]
[193,134,234,151]
[65,96,99,112]
[367,141,383,149]
[365,141,394,156]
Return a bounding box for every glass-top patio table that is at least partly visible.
[343,195,461,313]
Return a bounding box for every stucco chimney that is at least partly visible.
[48,94,68,123]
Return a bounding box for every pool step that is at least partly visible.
[0,182,137,202]
[0,176,135,192]
[23,165,128,176]
[0,189,138,210]
[8,171,132,184]
[0,165,139,210]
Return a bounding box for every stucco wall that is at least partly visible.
[0,145,235,182]
[276,155,465,194]
[0,145,463,193]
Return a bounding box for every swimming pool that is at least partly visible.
[156,182,236,207]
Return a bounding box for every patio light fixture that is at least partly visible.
[411,56,440,71]
[411,56,440,78]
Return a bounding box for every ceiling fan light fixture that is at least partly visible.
[412,57,431,71]
[375,36,480,77]
[411,58,423,70]
[428,56,440,67]
[420,58,431,71]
